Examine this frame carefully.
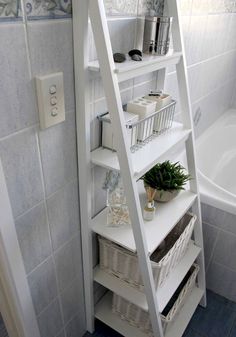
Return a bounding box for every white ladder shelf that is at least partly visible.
[72,0,207,336]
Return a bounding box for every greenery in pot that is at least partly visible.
[141,160,191,202]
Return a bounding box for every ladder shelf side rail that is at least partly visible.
[72,0,94,332]
[166,0,206,306]
[89,0,164,336]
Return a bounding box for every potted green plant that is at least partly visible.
[141,160,191,202]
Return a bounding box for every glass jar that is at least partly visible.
[107,186,131,227]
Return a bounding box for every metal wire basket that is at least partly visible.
[99,100,176,153]
[128,99,176,152]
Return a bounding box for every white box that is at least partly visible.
[126,97,156,119]
[144,93,172,111]
[102,111,138,151]
[126,97,156,142]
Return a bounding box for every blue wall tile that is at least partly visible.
[24,0,71,20]
[0,0,22,21]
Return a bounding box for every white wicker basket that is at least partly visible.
[99,212,196,290]
[112,264,200,336]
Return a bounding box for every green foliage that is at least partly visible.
[141,160,191,191]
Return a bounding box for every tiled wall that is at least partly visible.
[201,203,236,302]
[1,1,236,337]
[0,2,162,336]
[0,9,84,337]
[165,0,236,137]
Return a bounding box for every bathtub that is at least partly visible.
[196,109,236,215]
[195,109,236,302]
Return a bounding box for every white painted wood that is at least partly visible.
[0,159,40,337]
[166,0,206,306]
[0,278,20,337]
[89,1,163,336]
[95,288,203,337]
[165,287,204,337]
[91,122,191,179]
[92,190,197,254]
[95,292,149,337]
[0,276,19,337]
[88,52,182,82]
[156,68,167,93]
[94,242,201,312]
[72,0,94,331]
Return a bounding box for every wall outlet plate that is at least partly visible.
[36,72,65,129]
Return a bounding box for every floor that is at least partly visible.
[84,290,236,337]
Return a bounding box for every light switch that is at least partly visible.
[36,72,65,129]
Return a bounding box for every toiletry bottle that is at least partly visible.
[143,201,155,221]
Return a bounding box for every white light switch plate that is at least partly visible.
[36,72,65,129]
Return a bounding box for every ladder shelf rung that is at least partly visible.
[88,51,182,82]
[94,242,201,313]
[91,189,197,255]
[91,122,191,180]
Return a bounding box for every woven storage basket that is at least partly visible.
[112,263,200,336]
[99,212,196,290]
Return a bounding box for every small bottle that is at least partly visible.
[143,201,156,221]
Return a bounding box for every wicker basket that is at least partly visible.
[112,264,200,336]
[99,212,196,290]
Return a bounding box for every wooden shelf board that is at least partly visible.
[88,52,182,82]
[94,242,201,313]
[91,189,197,254]
[91,122,191,180]
[95,287,204,337]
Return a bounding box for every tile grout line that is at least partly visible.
[205,227,220,273]
[35,129,67,336]
[26,230,81,277]
[0,109,75,143]
[212,261,236,275]
[191,77,236,107]
[29,271,81,320]
[14,176,78,222]
[202,219,236,242]
[92,77,157,105]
